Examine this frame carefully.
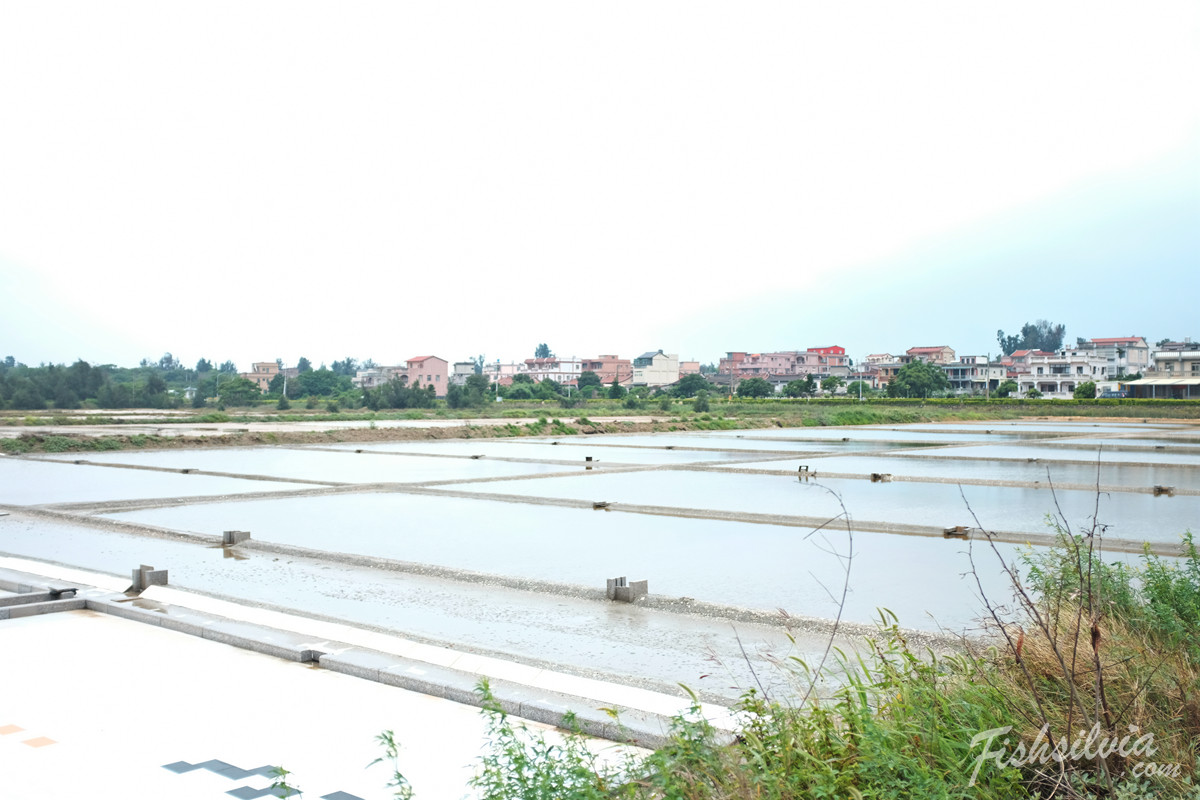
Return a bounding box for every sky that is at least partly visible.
[1,1,1197,371]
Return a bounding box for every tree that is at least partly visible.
[607,378,626,400]
[671,373,710,398]
[511,373,534,385]
[995,379,1018,398]
[218,360,237,374]
[783,379,808,398]
[534,379,564,399]
[1026,387,1043,399]
[821,375,844,394]
[464,373,491,395]
[195,358,213,373]
[507,383,534,400]
[693,390,710,412]
[298,368,349,397]
[219,377,261,407]
[296,357,312,373]
[996,319,1067,355]
[472,355,485,375]
[331,358,359,377]
[845,380,872,398]
[736,377,773,398]
[699,363,718,375]
[886,360,949,398]
[445,383,467,409]
[577,371,603,391]
[1073,381,1097,400]
[534,343,552,359]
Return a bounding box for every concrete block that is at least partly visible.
[202,619,326,662]
[156,614,210,638]
[0,592,55,608]
[318,648,397,682]
[606,577,648,602]
[7,598,86,618]
[87,597,164,626]
[222,530,252,546]
[378,661,481,707]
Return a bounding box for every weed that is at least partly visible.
[368,730,414,799]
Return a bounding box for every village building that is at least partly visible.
[631,350,680,387]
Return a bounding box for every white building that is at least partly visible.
[631,350,680,387]
[520,357,583,385]
[482,361,522,384]
[1016,350,1111,398]
[1075,337,1150,376]
[353,365,407,389]
[450,362,476,386]
[942,356,1006,394]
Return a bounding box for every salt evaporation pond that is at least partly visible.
[0,457,308,505]
[899,443,1200,465]
[100,491,1061,630]
[308,439,759,464]
[444,469,1197,544]
[37,447,576,483]
[726,454,1200,488]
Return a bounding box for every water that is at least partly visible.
[899,444,1200,465]
[442,469,1198,544]
[725,454,1200,488]
[0,457,307,505]
[36,447,577,484]
[92,493,1064,630]
[313,439,761,464]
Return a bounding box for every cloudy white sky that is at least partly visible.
[1,1,1196,371]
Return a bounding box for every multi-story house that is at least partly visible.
[632,351,680,387]
[353,365,407,389]
[943,356,1006,394]
[240,362,279,392]
[520,357,583,385]
[1127,340,1200,398]
[1073,337,1150,376]
[406,356,449,396]
[581,355,632,386]
[905,346,956,365]
[482,361,522,385]
[719,347,848,381]
[1015,350,1110,397]
[450,362,476,386]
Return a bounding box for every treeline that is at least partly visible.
[0,353,380,411]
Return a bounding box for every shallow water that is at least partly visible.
[313,439,759,464]
[899,444,1200,465]
[37,447,575,484]
[0,457,307,505]
[444,469,1198,543]
[98,492,1077,631]
[725,454,1200,488]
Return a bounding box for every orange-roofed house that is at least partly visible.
[905,346,956,365]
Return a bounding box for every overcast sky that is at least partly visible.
[2,1,1196,371]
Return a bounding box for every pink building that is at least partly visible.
[406,356,449,397]
[905,346,956,365]
[581,355,632,385]
[718,347,848,380]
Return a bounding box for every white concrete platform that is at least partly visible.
[0,608,642,800]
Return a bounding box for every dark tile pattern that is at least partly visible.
[161,758,364,800]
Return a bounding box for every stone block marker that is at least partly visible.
[222,530,252,546]
[606,576,648,603]
[130,564,169,593]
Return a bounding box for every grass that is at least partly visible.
[454,524,1200,799]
